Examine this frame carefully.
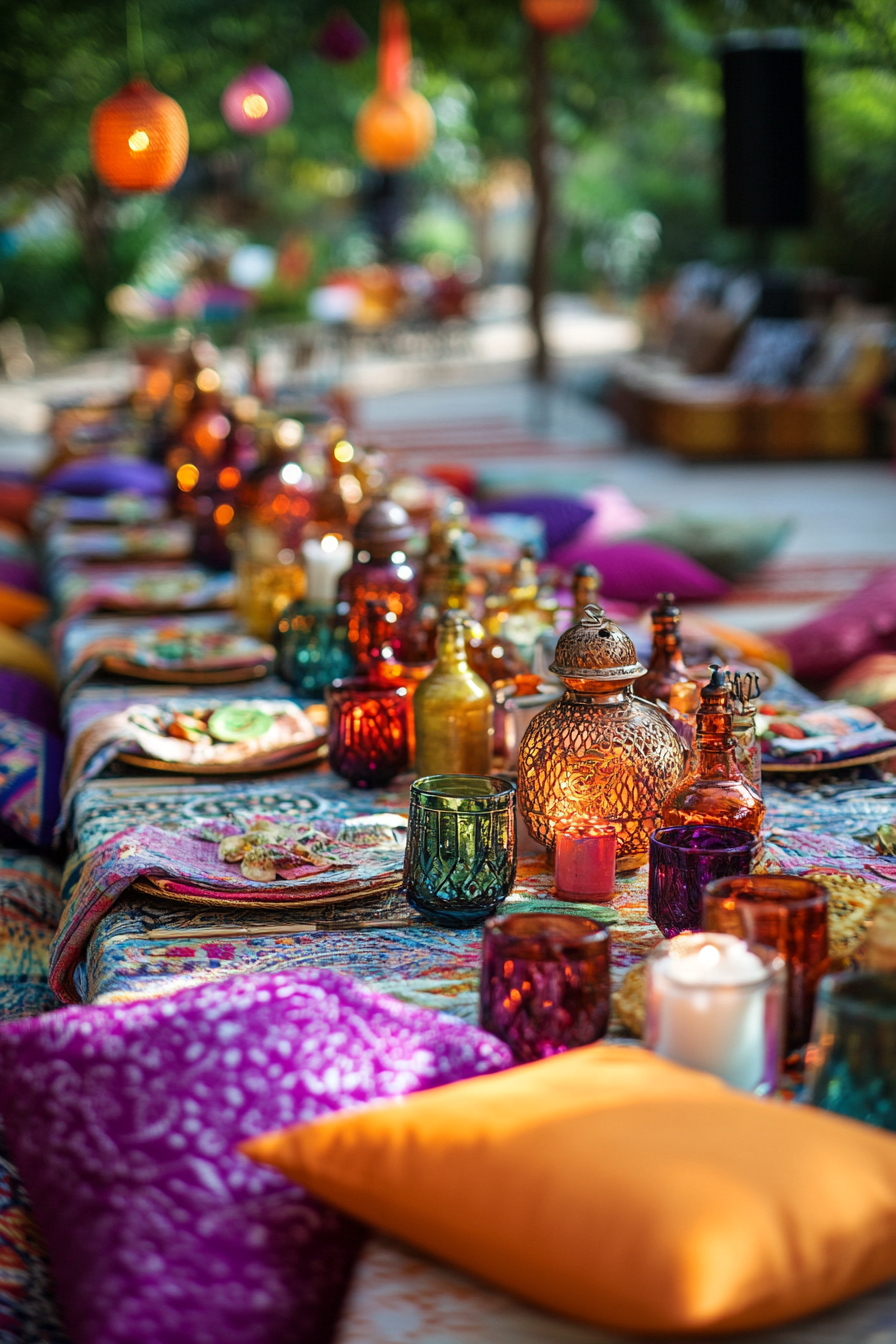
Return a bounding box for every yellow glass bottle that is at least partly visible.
[413,611,494,777]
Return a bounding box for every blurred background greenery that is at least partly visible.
[1,0,894,351]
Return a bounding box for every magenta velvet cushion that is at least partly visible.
[774,566,896,684]
[0,970,512,1344]
[550,537,728,604]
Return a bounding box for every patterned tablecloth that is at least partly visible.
[3,766,896,1344]
[60,772,896,1018]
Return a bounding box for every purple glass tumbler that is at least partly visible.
[648,824,757,938]
[479,912,610,1062]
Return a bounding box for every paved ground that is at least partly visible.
[359,376,896,633]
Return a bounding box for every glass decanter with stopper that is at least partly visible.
[635,592,697,706]
[336,497,420,660]
[660,665,766,834]
[413,611,493,777]
[485,552,556,667]
[533,563,600,678]
[518,605,685,871]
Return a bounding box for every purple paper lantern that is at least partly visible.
[316,9,370,63]
[221,65,293,136]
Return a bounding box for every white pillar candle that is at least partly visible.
[647,934,772,1092]
[302,534,353,604]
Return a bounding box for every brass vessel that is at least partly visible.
[518,605,684,871]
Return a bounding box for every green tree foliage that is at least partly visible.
[1,0,896,345]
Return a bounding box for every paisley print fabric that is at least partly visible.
[0,969,511,1344]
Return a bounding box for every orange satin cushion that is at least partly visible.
[0,585,48,630]
[243,1044,896,1336]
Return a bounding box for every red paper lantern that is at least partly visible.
[354,0,434,172]
[522,0,596,34]
[90,79,189,193]
[221,66,292,136]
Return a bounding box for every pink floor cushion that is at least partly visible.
[550,537,729,604]
[0,970,512,1344]
[774,566,896,684]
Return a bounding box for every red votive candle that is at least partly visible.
[553,821,617,902]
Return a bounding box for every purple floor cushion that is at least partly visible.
[44,458,170,499]
[0,558,42,595]
[479,496,594,552]
[550,537,728,604]
[0,970,512,1344]
[0,669,59,735]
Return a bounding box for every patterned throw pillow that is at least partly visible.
[0,710,62,847]
[0,969,512,1344]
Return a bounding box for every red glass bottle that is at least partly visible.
[660,665,766,835]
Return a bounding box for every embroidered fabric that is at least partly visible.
[0,969,512,1344]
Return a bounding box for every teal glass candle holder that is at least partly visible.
[402,775,517,928]
[276,599,354,696]
[805,971,896,1132]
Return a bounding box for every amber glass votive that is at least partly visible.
[553,820,616,902]
[702,874,828,1051]
[326,678,409,787]
[648,825,757,938]
[479,912,610,1062]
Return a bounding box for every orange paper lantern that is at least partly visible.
[90,79,189,193]
[522,0,596,34]
[354,0,434,172]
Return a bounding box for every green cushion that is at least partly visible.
[636,515,793,581]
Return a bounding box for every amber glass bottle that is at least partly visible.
[660,666,765,834]
[571,564,600,622]
[635,592,695,706]
[413,611,493,777]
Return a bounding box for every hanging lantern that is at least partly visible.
[316,10,369,64]
[354,0,434,173]
[221,66,293,136]
[90,79,189,193]
[522,0,596,35]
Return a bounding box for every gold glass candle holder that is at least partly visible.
[235,525,307,641]
[518,605,684,871]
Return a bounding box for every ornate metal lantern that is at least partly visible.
[517,605,684,871]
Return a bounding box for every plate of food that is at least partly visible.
[115,699,329,775]
[759,702,896,774]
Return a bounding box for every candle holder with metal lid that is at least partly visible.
[517,604,684,871]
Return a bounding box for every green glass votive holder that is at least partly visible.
[805,971,896,1132]
[402,775,517,928]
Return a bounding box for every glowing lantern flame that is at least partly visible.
[242,94,269,119]
[221,66,292,135]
